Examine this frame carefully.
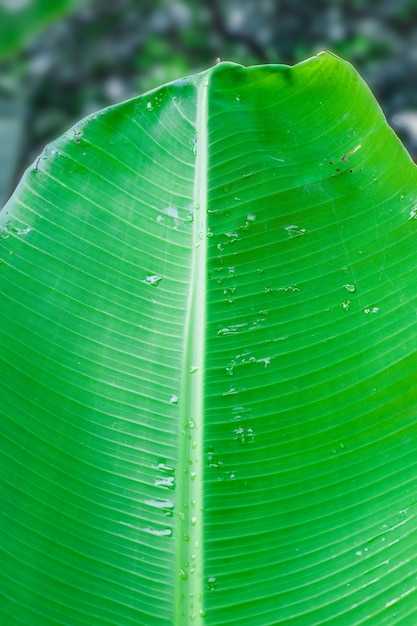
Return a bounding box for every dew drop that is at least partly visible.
[146,102,153,111]
[170,395,179,404]
[154,476,176,489]
[225,231,239,243]
[143,526,172,537]
[343,283,356,293]
[144,274,162,286]
[234,426,255,445]
[285,224,307,238]
[257,357,271,368]
[144,499,174,512]
[207,576,217,591]
[13,226,32,236]
[154,461,175,473]
[163,205,181,228]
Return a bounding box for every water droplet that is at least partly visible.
[285,224,307,238]
[341,300,351,312]
[343,283,356,293]
[225,231,239,243]
[234,427,255,445]
[188,417,196,429]
[217,323,248,335]
[143,526,172,537]
[170,395,179,404]
[154,476,176,489]
[257,357,271,368]
[144,499,174,513]
[207,576,217,591]
[13,226,32,235]
[163,205,181,228]
[146,101,153,111]
[72,128,83,143]
[277,285,299,293]
[190,366,198,374]
[223,287,236,297]
[153,461,174,473]
[144,274,162,286]
[207,449,223,469]
[191,516,197,526]
[179,569,188,580]
[364,306,379,315]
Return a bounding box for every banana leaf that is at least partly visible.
[1,51,417,625]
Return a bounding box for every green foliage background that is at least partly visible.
[1,0,417,198]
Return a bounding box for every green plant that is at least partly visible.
[0,0,83,63]
[1,51,417,625]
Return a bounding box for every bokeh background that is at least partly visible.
[2,0,417,207]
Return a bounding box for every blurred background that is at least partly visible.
[2,0,417,207]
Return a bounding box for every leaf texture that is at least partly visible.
[1,52,417,625]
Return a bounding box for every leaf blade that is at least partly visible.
[2,53,417,625]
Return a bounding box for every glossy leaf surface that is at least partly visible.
[1,52,417,625]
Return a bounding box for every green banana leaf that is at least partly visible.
[1,51,417,625]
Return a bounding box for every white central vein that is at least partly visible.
[175,72,209,625]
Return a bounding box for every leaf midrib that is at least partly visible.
[175,72,209,624]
